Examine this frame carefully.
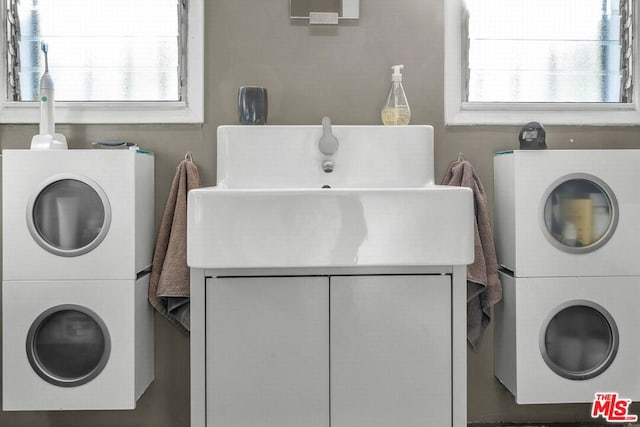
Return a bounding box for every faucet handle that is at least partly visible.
[319,116,339,155]
[322,116,332,128]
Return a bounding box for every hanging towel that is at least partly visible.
[149,157,201,335]
[441,157,502,351]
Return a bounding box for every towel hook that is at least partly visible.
[457,152,465,162]
[185,152,193,162]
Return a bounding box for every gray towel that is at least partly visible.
[442,158,502,351]
[149,158,201,334]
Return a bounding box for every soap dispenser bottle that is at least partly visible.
[381,64,411,125]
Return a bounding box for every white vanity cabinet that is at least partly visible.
[205,277,329,427]
[188,125,473,427]
[330,275,452,427]
[198,273,453,427]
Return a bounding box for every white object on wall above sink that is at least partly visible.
[187,124,474,270]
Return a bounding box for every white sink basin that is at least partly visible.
[187,125,474,269]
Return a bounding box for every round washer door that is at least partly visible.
[26,174,112,257]
[540,173,618,254]
[539,300,618,380]
[26,304,111,387]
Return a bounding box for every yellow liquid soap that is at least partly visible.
[381,107,411,125]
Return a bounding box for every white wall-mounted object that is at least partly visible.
[188,124,473,427]
[2,148,155,411]
[2,149,155,281]
[2,277,154,410]
[290,0,359,22]
[189,125,473,269]
[494,150,640,277]
[493,149,640,405]
[495,272,640,403]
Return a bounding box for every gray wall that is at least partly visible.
[1,0,639,426]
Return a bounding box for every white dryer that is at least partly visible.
[494,149,640,277]
[494,272,640,403]
[2,149,154,281]
[2,277,154,410]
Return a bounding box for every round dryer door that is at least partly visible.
[540,300,618,380]
[541,173,618,253]
[26,305,111,387]
[27,175,112,257]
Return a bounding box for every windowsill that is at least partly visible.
[0,100,203,124]
[446,102,640,126]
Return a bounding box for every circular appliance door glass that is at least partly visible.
[26,305,111,387]
[540,301,618,380]
[542,174,618,253]
[29,177,111,257]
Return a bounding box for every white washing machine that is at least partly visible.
[2,277,154,410]
[493,149,640,277]
[495,272,640,403]
[2,149,154,281]
[493,150,640,404]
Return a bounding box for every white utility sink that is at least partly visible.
[187,124,474,269]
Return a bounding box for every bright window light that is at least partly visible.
[15,0,180,102]
[466,0,627,103]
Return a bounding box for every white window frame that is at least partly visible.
[0,0,203,124]
[444,0,640,125]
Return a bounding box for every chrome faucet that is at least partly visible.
[319,116,338,173]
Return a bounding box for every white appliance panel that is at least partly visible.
[494,150,640,277]
[2,149,154,280]
[494,273,640,403]
[2,278,154,410]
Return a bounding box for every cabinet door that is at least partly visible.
[331,275,452,427]
[206,277,329,427]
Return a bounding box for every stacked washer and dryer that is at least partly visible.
[494,150,640,404]
[2,149,155,410]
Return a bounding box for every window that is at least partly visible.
[1,0,203,123]
[468,0,627,103]
[445,0,638,125]
[15,0,180,102]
